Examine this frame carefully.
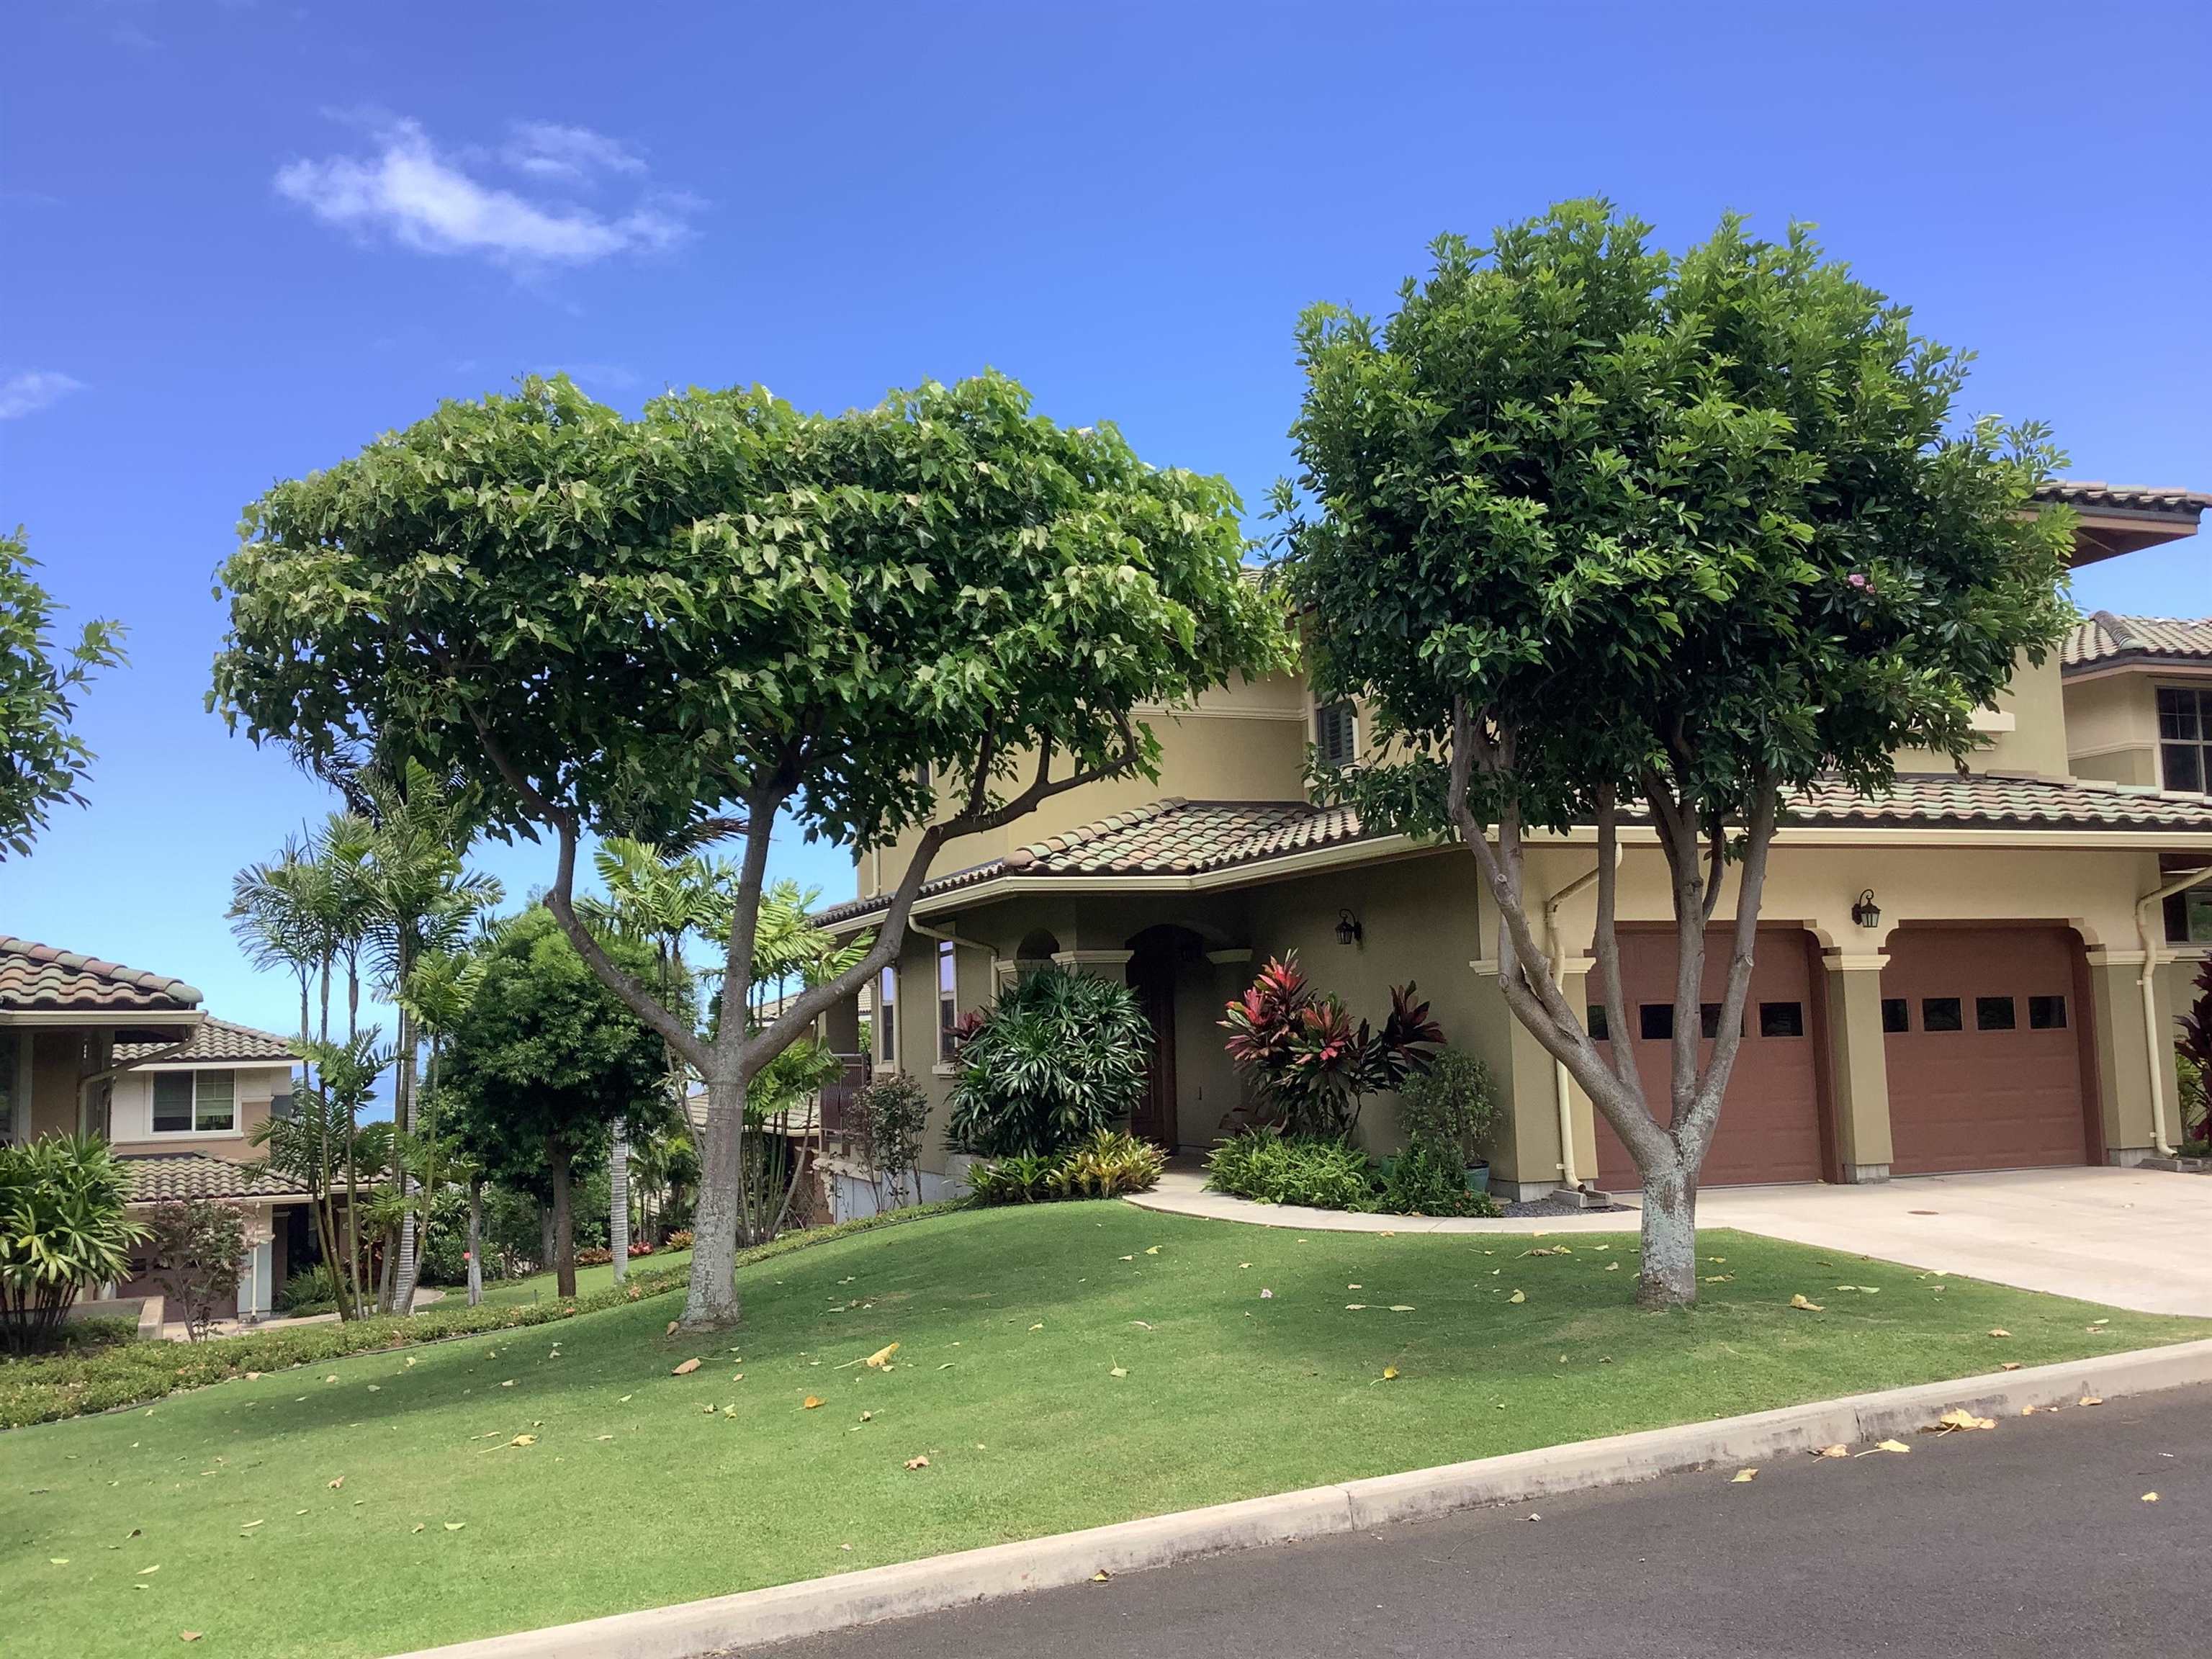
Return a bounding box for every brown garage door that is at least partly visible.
[1881,927,2090,1175]
[1592,928,1827,1190]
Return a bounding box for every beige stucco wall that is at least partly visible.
[2063,671,2162,786]
[105,1063,291,1159]
[28,1030,85,1138]
[1895,652,2071,778]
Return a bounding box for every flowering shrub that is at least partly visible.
[1220,953,1442,1136]
[662,1229,695,1251]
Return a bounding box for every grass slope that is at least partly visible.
[467,1249,696,1310]
[4,1204,2198,1658]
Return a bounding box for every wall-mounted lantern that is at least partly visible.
[1335,908,1364,947]
[1851,889,1882,931]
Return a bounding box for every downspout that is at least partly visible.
[2134,863,2212,1156]
[1539,845,1622,1190]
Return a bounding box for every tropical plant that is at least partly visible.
[1376,1140,1499,1219]
[143,1199,250,1341]
[2179,956,2212,1143]
[277,1262,341,1314]
[1220,955,1442,1137]
[0,527,127,859]
[443,908,669,1298]
[212,370,1292,1330]
[254,1030,390,1321]
[962,1152,1063,1206]
[946,968,1152,1158]
[1276,201,2073,1303]
[1395,1047,1501,1166]
[853,1072,932,1209]
[1203,1130,1374,1211]
[0,1135,148,1353]
[1047,1129,1166,1199]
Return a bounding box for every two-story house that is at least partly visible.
[815,480,2212,1202]
[1,936,307,1320]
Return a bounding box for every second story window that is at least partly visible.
[876,965,899,1069]
[1315,701,1357,770]
[2158,686,2212,793]
[937,940,959,1064]
[152,1069,235,1134]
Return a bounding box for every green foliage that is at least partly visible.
[947,968,1152,1157]
[277,1262,341,1314]
[2178,958,2211,1141]
[0,527,127,858]
[1220,954,1442,1137]
[1277,200,2075,842]
[444,908,673,1203]
[414,1190,475,1285]
[963,1130,1165,1205]
[212,372,1287,863]
[143,1200,251,1340]
[1377,1140,1501,1218]
[0,1200,963,1429]
[0,1135,148,1354]
[855,1072,932,1203]
[1395,1047,1501,1164]
[1204,1130,1375,1211]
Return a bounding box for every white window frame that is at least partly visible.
[2157,683,2212,795]
[876,964,899,1072]
[936,940,959,1068]
[149,1068,239,1137]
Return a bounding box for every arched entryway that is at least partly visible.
[1125,925,1207,1149]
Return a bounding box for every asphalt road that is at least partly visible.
[751,1380,2212,1659]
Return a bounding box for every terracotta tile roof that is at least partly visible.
[113,1017,300,1065]
[0,936,202,1013]
[2063,611,2212,670]
[120,1152,308,1204]
[814,776,2212,927]
[2034,480,2212,515]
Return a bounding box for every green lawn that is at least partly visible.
[462,1249,696,1310]
[4,1205,2199,1659]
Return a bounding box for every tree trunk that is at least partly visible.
[392,993,421,1315]
[377,1224,397,1313]
[680,1075,746,1329]
[539,1203,555,1273]
[549,1138,577,1300]
[1637,1155,1699,1308]
[466,1177,484,1307]
[609,1118,630,1284]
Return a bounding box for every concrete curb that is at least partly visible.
[392,1336,2212,1659]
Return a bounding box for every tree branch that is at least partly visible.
[1593,784,1638,1092]
[1677,776,1780,1159]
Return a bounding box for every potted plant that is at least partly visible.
[1395,1048,1500,1193]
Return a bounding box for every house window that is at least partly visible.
[2165,876,2212,945]
[937,940,959,1065]
[876,965,898,1069]
[1758,1002,1805,1038]
[1314,701,1357,769]
[1975,996,2017,1032]
[2158,686,2212,793]
[152,1070,236,1134]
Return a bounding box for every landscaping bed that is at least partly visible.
[4,1201,2201,1659]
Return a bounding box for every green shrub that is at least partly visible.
[0,1200,968,1430]
[144,1198,250,1340]
[1205,1130,1375,1210]
[947,968,1151,1157]
[1376,1139,1500,1218]
[661,1228,694,1251]
[855,1072,931,1205]
[278,1262,340,1314]
[0,1135,149,1354]
[415,1190,474,1285]
[963,1152,1063,1205]
[1395,1047,1501,1164]
[1050,1130,1166,1199]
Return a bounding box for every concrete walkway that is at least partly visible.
[1125,1169,1633,1235]
[1693,1166,2212,1318]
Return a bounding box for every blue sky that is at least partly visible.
[2,0,2207,1046]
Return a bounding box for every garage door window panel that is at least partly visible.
[1921,997,1963,1032]
[1976,997,2017,1032]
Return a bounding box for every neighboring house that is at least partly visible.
[0,936,307,1319]
[815,480,2212,1200]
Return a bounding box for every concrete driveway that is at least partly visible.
[1691,1166,2212,1318]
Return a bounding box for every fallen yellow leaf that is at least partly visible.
[1143,1246,1160,1256]
[327,1477,344,1491]
[1108,1365,1127,1379]
[904,1455,930,1470]
[2080,1395,2105,1407]
[864,1343,899,1369]
[1731,1468,1758,1483]
[1987,1328,2011,1339]
[1936,1408,1995,1433]
[181,1635,202,1645]
[138,1564,161,1575]
[803,1395,824,1410]
[1508,1290,1527,1305]
[666,1321,679,1336]
[2000,1362,2022,1372]
[444,1521,464,1531]
[1814,1444,1850,1459]
[1382,1366,1399,1380]
[508,1434,536,1447]
[2142,1492,2159,1503]
[1789,1295,1824,1312]
[672,1358,701,1376]
[1388,1305,1416,1313]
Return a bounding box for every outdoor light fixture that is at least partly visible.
[1851,889,1882,930]
[1335,908,1364,947]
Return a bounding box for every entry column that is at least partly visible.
[1822,950,1893,1183]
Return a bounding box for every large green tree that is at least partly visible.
[442,908,670,1299]
[212,370,1288,1328]
[1278,202,2074,1306]
[0,528,125,858]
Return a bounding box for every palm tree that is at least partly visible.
[400,945,489,1303]
[353,762,500,1314]
[228,836,323,1041]
[253,1030,389,1321]
[583,837,728,1279]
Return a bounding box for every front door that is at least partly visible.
[1128,949,1178,1149]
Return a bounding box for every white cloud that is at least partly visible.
[502,122,647,184]
[273,117,696,266]
[0,370,86,421]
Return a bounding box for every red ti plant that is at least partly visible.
[1221,953,1442,1138]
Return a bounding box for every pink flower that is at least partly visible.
[1847,572,1869,589]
